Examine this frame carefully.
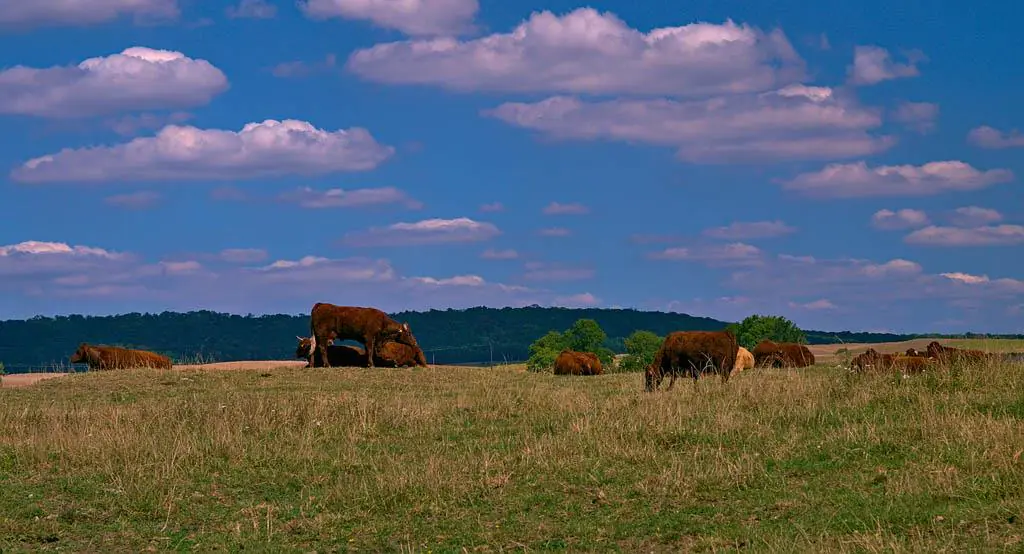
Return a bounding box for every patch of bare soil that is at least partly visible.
[1,373,69,388]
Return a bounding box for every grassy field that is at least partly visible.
[2,353,1024,552]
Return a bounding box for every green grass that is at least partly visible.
[948,338,1024,353]
[2,359,1024,552]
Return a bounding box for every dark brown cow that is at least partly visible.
[69,343,172,370]
[645,330,738,392]
[926,341,990,364]
[752,340,815,368]
[553,349,603,376]
[308,303,420,368]
[905,348,927,357]
[296,336,427,368]
[852,348,931,374]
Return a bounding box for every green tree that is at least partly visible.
[727,314,807,350]
[526,319,615,372]
[617,330,663,372]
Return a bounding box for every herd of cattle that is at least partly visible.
[65,303,1016,390]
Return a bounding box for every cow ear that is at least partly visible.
[403,322,410,331]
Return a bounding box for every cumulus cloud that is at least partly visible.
[485,85,894,163]
[847,45,925,86]
[277,186,421,209]
[543,202,589,215]
[0,0,179,28]
[649,242,763,267]
[346,7,806,96]
[0,47,227,119]
[343,217,499,246]
[892,101,938,134]
[300,0,478,36]
[480,248,518,260]
[870,208,929,230]
[12,119,395,183]
[949,206,1002,227]
[219,248,268,263]
[271,54,338,78]
[0,239,611,318]
[782,160,1014,198]
[967,126,1024,149]
[107,111,193,136]
[702,220,795,240]
[104,191,162,210]
[522,262,594,282]
[226,0,276,19]
[904,225,1024,246]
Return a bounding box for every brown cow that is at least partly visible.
[926,341,990,365]
[308,303,420,368]
[69,343,172,370]
[296,336,428,368]
[553,349,604,376]
[852,348,932,374]
[752,340,815,368]
[731,346,755,377]
[905,348,927,357]
[645,330,738,392]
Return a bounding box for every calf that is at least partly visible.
[553,349,603,376]
[645,330,738,392]
[69,342,172,370]
[731,346,755,377]
[309,303,421,368]
[296,336,428,368]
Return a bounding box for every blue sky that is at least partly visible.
[0,0,1022,333]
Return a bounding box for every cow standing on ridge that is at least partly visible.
[308,303,421,368]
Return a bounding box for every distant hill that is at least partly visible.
[0,306,1018,372]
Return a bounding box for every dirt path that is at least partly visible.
[1,373,69,389]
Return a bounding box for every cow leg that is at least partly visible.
[365,336,375,368]
[666,368,678,391]
[316,336,332,368]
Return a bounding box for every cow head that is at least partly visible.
[383,320,419,348]
[644,363,662,392]
[295,336,314,359]
[69,342,96,364]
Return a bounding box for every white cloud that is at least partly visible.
[226,0,276,19]
[782,160,1014,198]
[479,202,504,212]
[702,220,795,240]
[0,240,120,259]
[543,202,589,215]
[107,111,193,136]
[941,272,990,285]
[271,54,338,78]
[0,0,179,28]
[410,274,485,287]
[892,101,938,134]
[967,126,1024,149]
[649,242,763,267]
[904,225,1024,246]
[0,47,227,118]
[343,217,499,246]
[300,0,478,36]
[485,86,894,163]
[554,292,600,307]
[522,262,594,282]
[161,260,202,273]
[277,186,421,209]
[219,248,268,263]
[0,240,129,281]
[870,208,929,230]
[789,299,836,310]
[539,227,571,237]
[104,191,162,210]
[847,45,925,86]
[950,206,1002,227]
[12,119,395,183]
[480,248,518,260]
[346,7,806,96]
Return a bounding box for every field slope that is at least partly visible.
[2,360,1024,551]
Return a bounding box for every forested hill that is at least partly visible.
[0,306,1006,372]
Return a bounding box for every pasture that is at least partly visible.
[2,345,1024,551]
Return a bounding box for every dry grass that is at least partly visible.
[1,356,1024,552]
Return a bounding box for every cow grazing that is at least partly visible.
[645,330,738,392]
[731,346,755,377]
[752,340,815,368]
[926,341,990,365]
[553,349,604,376]
[69,343,172,370]
[308,303,421,368]
[296,336,427,368]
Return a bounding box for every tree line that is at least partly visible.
[0,307,1017,372]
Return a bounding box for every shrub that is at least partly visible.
[617,330,663,372]
[727,314,807,350]
[526,319,615,372]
